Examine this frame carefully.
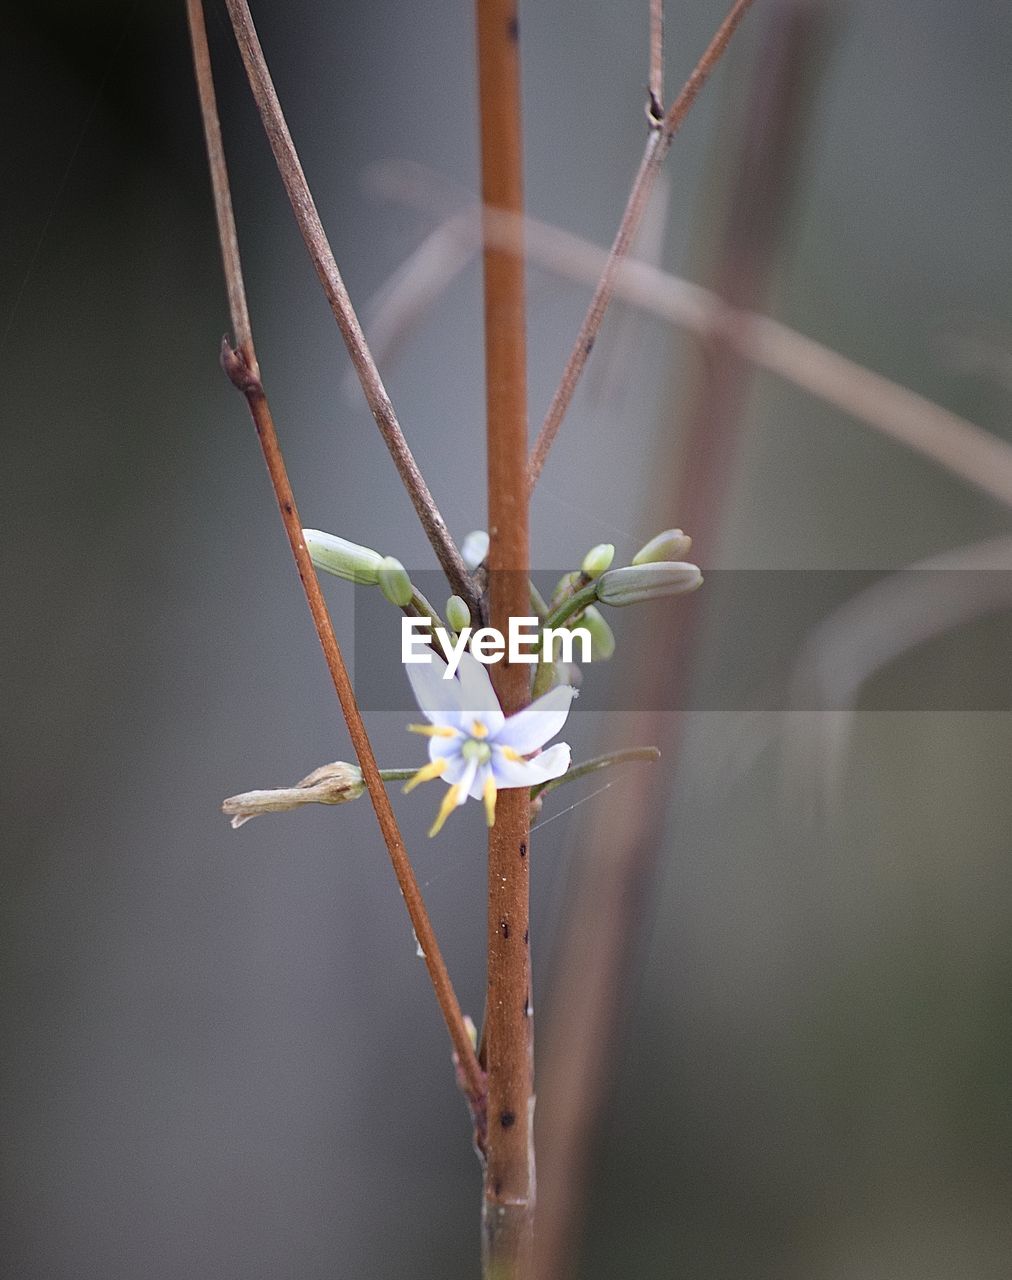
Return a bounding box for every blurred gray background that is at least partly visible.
[2,1,1010,1276]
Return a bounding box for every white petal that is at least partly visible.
[455,651,505,734]
[493,685,577,754]
[428,736,464,766]
[450,756,479,801]
[490,742,572,789]
[404,650,467,728]
[467,760,494,801]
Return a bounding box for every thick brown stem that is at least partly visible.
[475,0,534,1274]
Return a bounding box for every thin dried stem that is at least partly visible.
[186,0,253,363]
[221,0,479,618]
[475,0,535,1274]
[365,176,1012,509]
[527,0,756,492]
[185,0,484,1110]
[648,0,665,121]
[535,11,814,1273]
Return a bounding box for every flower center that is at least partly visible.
[461,737,492,764]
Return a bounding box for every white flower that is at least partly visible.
[404,650,576,836]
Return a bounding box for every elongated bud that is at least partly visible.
[446,594,470,632]
[461,529,489,570]
[303,529,384,585]
[222,761,365,829]
[581,543,615,577]
[580,604,616,659]
[596,561,703,606]
[378,556,413,607]
[632,528,693,565]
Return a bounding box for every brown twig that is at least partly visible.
[220,0,479,619]
[648,0,665,122]
[534,8,817,1274]
[527,0,756,492]
[475,0,535,1274]
[185,0,484,1111]
[363,172,1012,509]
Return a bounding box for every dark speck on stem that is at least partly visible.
[519,842,527,859]
[507,16,518,42]
[500,1110,516,1128]
[500,918,510,940]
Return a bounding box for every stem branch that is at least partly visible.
[527,0,756,492]
[222,0,479,617]
[186,0,484,1111]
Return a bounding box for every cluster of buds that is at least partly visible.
[541,528,701,669]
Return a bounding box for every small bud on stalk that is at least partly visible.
[580,605,616,659]
[378,556,414,607]
[581,543,615,577]
[460,529,490,570]
[446,594,471,633]
[632,528,693,565]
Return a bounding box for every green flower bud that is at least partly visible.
[461,529,489,570]
[303,529,384,585]
[378,556,413,607]
[632,529,693,565]
[446,594,471,633]
[596,561,702,606]
[581,543,615,578]
[580,605,616,659]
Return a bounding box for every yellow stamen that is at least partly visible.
[482,774,498,827]
[499,745,524,762]
[402,758,448,793]
[407,723,459,738]
[470,720,489,739]
[428,785,461,837]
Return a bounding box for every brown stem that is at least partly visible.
[534,7,816,1274]
[648,0,665,122]
[527,0,756,493]
[185,0,484,1112]
[221,0,479,619]
[366,179,1012,509]
[475,0,534,1274]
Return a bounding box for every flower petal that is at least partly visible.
[404,649,468,729]
[454,651,505,735]
[493,685,577,754]
[449,755,479,799]
[490,741,572,788]
[427,734,465,768]
[466,759,494,801]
